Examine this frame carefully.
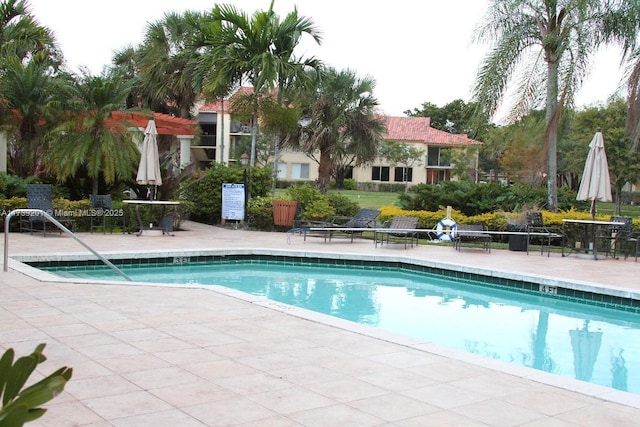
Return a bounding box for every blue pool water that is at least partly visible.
[43,260,640,395]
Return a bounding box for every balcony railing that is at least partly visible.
[230,122,252,134]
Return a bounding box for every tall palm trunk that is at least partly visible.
[545,58,560,212]
[250,111,258,168]
[272,82,285,195]
[317,147,332,193]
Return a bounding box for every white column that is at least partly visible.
[129,127,143,152]
[0,131,6,173]
[178,135,194,169]
[218,111,230,164]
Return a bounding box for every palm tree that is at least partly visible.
[198,1,321,168]
[45,70,139,196]
[0,0,60,175]
[472,0,636,212]
[0,0,58,65]
[134,10,206,118]
[0,52,63,176]
[624,51,640,151]
[291,67,386,193]
[111,45,144,109]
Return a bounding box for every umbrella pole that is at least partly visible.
[590,199,596,220]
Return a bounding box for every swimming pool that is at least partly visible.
[35,254,640,396]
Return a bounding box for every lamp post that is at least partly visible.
[240,153,249,224]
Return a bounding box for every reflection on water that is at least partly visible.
[570,321,602,382]
[612,349,628,391]
[48,262,640,395]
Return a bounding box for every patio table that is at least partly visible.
[123,200,180,236]
[562,218,623,260]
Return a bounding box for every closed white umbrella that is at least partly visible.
[576,129,612,219]
[136,119,162,199]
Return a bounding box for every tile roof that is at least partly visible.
[383,116,482,146]
[198,87,254,112]
[110,111,199,136]
[197,87,482,147]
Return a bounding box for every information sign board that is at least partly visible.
[221,183,245,221]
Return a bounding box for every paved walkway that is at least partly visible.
[3,221,640,426]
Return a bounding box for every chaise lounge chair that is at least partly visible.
[305,208,380,242]
[375,216,419,249]
[453,224,491,252]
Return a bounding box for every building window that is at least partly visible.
[394,167,413,182]
[342,166,353,180]
[427,147,451,167]
[372,166,390,181]
[291,163,309,179]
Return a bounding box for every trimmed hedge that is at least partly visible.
[377,205,639,246]
[0,198,192,232]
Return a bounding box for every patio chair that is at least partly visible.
[315,208,380,242]
[526,211,562,256]
[598,217,638,261]
[20,184,65,236]
[90,194,113,234]
[375,216,419,249]
[453,224,491,252]
[623,230,640,262]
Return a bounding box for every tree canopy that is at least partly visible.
[472,0,640,212]
[288,67,386,193]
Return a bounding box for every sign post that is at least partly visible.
[221,183,245,225]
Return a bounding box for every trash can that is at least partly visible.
[272,200,298,227]
[508,225,528,251]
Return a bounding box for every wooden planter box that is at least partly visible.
[273,200,297,227]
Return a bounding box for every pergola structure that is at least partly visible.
[110,111,199,136]
[111,112,199,170]
[0,111,200,173]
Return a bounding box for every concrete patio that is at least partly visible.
[2,221,640,426]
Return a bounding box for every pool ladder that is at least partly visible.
[3,209,132,281]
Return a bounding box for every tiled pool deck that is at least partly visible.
[3,221,640,426]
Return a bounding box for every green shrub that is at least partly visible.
[276,179,314,189]
[247,197,275,231]
[398,181,584,216]
[378,183,406,192]
[342,179,356,190]
[284,183,323,213]
[283,184,360,224]
[0,174,40,198]
[182,163,272,224]
[621,191,640,205]
[300,199,335,222]
[327,193,359,217]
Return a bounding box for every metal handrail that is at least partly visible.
[3,209,132,281]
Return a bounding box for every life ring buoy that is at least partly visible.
[436,218,457,241]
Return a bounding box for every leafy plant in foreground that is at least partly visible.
[0,343,72,426]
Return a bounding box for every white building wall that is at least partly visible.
[197,108,478,185]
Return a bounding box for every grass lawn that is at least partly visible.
[589,202,640,218]
[331,190,402,209]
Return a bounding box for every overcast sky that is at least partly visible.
[28,0,625,119]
